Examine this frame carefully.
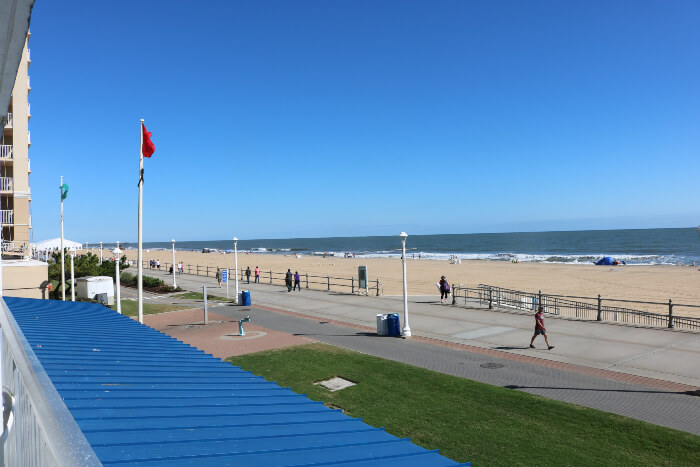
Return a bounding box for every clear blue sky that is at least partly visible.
[26,0,700,242]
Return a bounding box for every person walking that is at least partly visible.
[216,267,222,286]
[254,266,260,283]
[439,275,450,303]
[530,306,554,350]
[245,267,251,284]
[156,259,160,270]
[285,269,293,292]
[293,271,301,291]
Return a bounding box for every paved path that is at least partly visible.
[129,269,700,435]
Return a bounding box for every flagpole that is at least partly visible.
[137,120,144,324]
[60,175,65,301]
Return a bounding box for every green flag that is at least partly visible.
[60,183,69,200]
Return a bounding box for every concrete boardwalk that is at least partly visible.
[131,269,700,435]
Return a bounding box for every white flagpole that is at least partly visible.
[137,120,144,324]
[60,175,65,301]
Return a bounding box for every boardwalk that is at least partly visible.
[135,268,700,435]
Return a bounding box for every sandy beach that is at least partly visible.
[86,248,700,318]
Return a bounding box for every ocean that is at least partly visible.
[127,227,700,266]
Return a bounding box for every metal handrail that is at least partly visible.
[141,260,382,296]
[452,284,700,331]
[0,299,101,466]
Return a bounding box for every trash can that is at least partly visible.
[376,314,388,336]
[386,313,401,337]
[241,290,251,306]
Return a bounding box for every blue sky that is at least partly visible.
[25,0,700,242]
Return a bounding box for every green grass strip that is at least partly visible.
[227,343,700,466]
[172,292,235,302]
[110,300,188,317]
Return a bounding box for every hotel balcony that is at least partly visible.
[27,76,31,92]
[0,145,13,161]
[0,177,13,193]
[1,210,14,225]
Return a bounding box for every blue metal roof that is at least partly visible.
[5,297,467,466]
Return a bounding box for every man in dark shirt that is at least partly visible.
[285,269,293,292]
[530,306,554,350]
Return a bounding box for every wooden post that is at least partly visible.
[668,299,674,328]
[452,285,456,305]
[488,287,493,309]
[376,278,380,296]
[538,290,543,309]
[352,277,355,294]
[327,275,330,291]
[269,270,272,284]
[306,273,309,289]
[597,294,602,321]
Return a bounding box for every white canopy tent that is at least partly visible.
[31,238,82,252]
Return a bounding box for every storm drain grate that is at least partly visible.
[480,362,504,369]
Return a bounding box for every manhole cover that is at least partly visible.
[480,362,504,369]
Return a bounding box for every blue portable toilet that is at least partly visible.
[241,290,251,306]
[386,313,401,337]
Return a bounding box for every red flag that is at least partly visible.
[142,123,155,158]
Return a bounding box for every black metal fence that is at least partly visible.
[141,261,382,296]
[452,284,700,331]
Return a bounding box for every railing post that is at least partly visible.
[327,275,330,291]
[452,285,456,305]
[306,273,309,289]
[187,264,191,274]
[668,299,674,328]
[352,277,354,294]
[488,287,493,309]
[376,278,380,296]
[269,270,272,284]
[597,294,602,321]
[538,290,542,309]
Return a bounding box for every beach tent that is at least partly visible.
[595,256,614,266]
[31,238,82,252]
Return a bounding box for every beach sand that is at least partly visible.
[87,249,700,318]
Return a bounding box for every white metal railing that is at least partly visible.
[0,211,13,225]
[26,77,30,90]
[0,146,11,160]
[3,114,11,128]
[0,178,12,192]
[0,300,102,466]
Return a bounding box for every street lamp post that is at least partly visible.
[70,247,76,302]
[171,239,177,288]
[399,232,411,337]
[114,247,122,314]
[233,237,239,304]
[99,242,103,264]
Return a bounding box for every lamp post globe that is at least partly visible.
[399,232,411,337]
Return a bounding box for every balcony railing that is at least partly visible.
[0,177,13,191]
[0,145,12,160]
[4,113,12,128]
[0,300,101,466]
[1,210,14,224]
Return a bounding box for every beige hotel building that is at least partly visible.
[1,32,48,298]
